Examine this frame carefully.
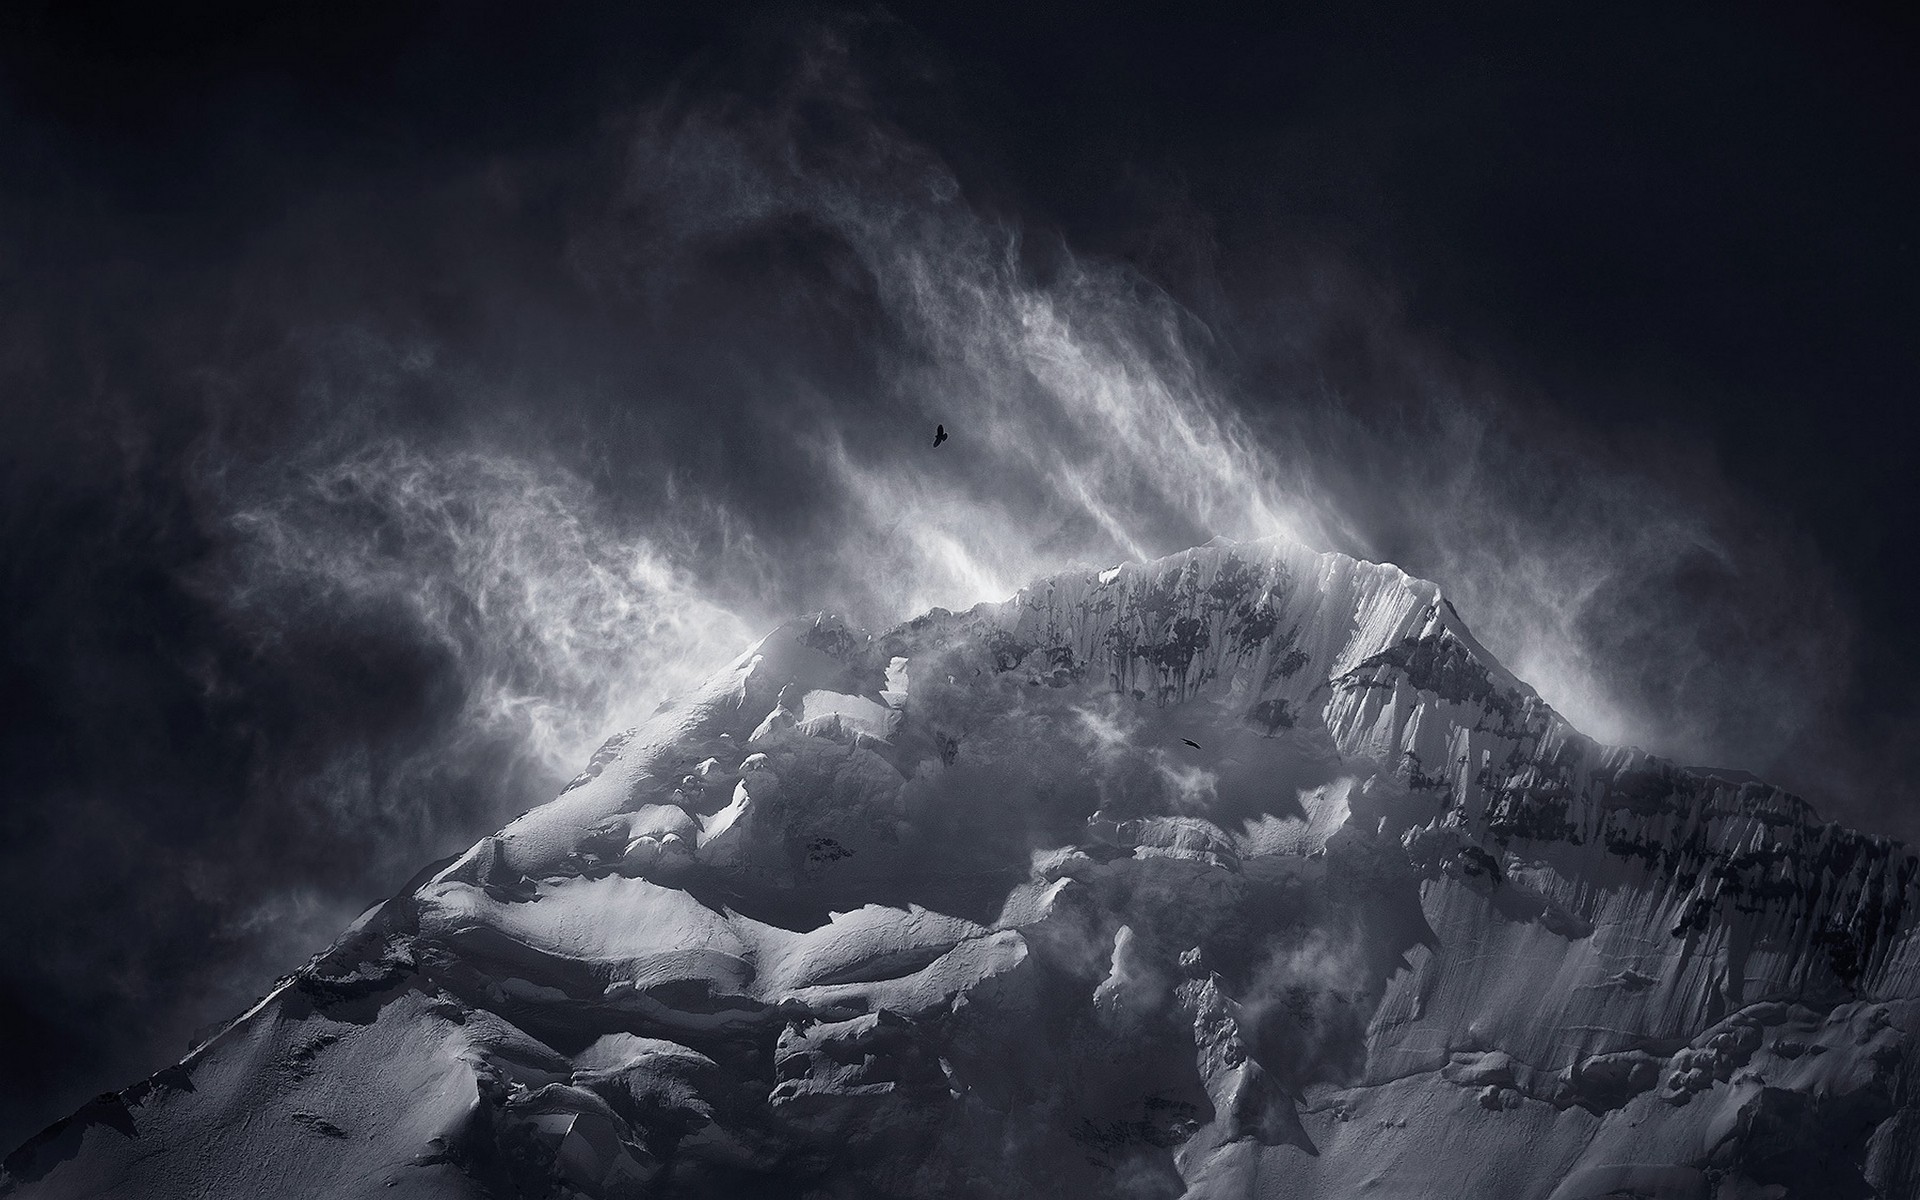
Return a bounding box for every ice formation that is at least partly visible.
[7,537,1917,1198]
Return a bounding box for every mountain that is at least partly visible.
[6,537,1917,1199]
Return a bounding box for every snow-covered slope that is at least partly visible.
[8,537,1918,1199]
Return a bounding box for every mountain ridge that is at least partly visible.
[8,535,1917,1199]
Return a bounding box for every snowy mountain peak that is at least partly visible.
[8,537,1917,1199]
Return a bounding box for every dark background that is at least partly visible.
[1,0,1915,1153]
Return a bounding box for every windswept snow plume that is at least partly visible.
[1391,407,1851,788]
[209,439,755,790]
[563,37,1859,805]
[577,53,1348,621]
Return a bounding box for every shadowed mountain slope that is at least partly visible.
[8,537,1916,1199]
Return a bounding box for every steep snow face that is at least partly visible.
[8,537,1919,1200]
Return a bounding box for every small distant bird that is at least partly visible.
[931,424,948,448]
[1182,738,1202,750]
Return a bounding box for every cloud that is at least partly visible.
[1236,929,1373,1086]
[204,435,757,791]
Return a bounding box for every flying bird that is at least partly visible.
[931,424,948,448]
[1182,738,1202,750]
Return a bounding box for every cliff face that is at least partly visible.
[8,538,1917,1200]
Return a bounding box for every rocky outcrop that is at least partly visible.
[7,537,1917,1199]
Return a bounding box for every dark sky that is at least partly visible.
[1,0,1915,1153]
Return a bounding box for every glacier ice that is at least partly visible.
[6,537,1918,1199]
